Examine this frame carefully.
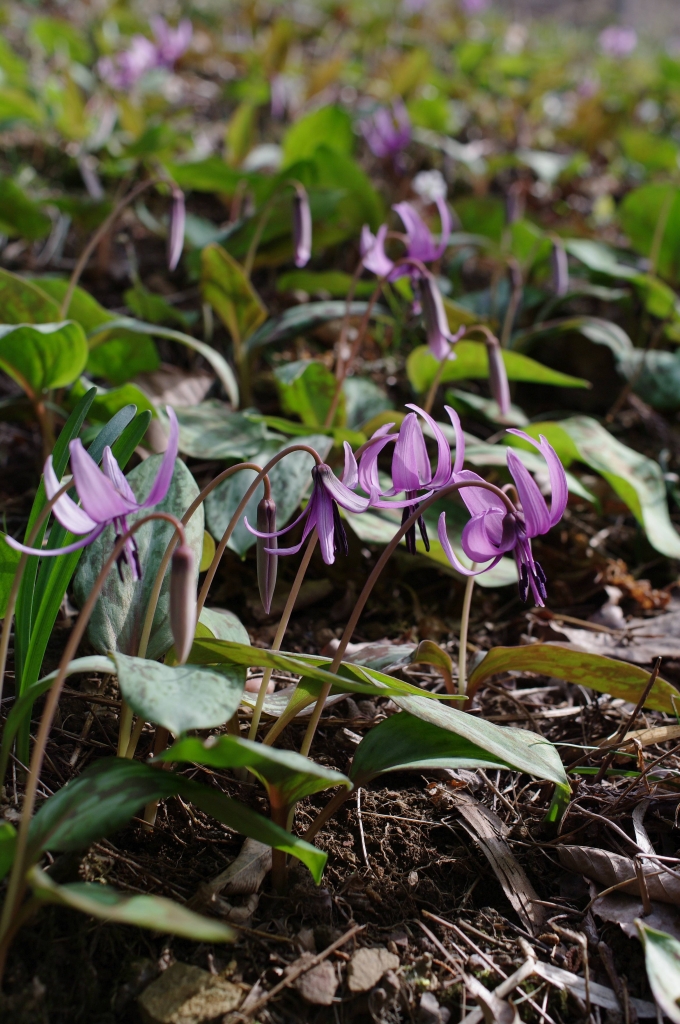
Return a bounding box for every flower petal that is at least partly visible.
[392,412,431,492]
[318,465,371,513]
[102,448,137,503]
[314,482,337,564]
[358,433,396,500]
[140,406,180,508]
[444,405,466,475]
[457,469,504,516]
[394,202,438,263]
[342,442,359,490]
[461,510,511,561]
[5,524,105,558]
[432,195,452,259]
[507,430,568,527]
[361,223,394,278]
[69,441,138,522]
[406,403,451,489]
[506,448,551,537]
[44,456,99,535]
[437,513,502,576]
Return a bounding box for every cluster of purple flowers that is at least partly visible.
[98,17,192,90]
[250,404,568,607]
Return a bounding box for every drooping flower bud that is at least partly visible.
[421,272,456,362]
[484,334,511,417]
[550,240,569,297]
[256,497,278,615]
[169,543,196,664]
[292,183,312,268]
[167,185,186,271]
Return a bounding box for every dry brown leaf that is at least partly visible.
[137,962,242,1024]
[558,845,680,905]
[451,792,547,934]
[612,723,680,751]
[294,960,338,1005]
[190,838,271,909]
[135,363,215,408]
[592,890,680,942]
[538,601,680,665]
[532,960,657,1018]
[346,947,400,993]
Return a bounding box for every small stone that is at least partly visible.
[138,961,242,1024]
[294,961,338,1005]
[347,947,400,993]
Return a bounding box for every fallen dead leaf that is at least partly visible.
[450,792,547,934]
[464,974,520,1024]
[558,845,680,905]
[346,947,400,993]
[537,601,680,665]
[592,889,680,942]
[190,838,271,910]
[135,363,215,408]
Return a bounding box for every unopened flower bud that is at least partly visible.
[256,497,278,615]
[485,334,511,416]
[421,272,457,362]
[292,183,311,268]
[170,543,196,664]
[167,185,186,271]
[550,240,569,297]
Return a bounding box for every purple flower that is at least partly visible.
[245,463,371,566]
[361,100,411,160]
[421,273,465,361]
[437,430,568,605]
[462,0,491,12]
[361,197,451,280]
[599,26,637,58]
[167,186,186,272]
[150,16,193,67]
[98,17,192,89]
[8,409,180,580]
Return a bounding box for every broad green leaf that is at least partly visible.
[163,158,259,198]
[0,656,117,785]
[185,639,455,702]
[201,243,267,344]
[637,923,680,1023]
[620,129,679,173]
[0,322,88,397]
[0,87,44,126]
[88,317,239,408]
[225,101,257,165]
[113,653,246,736]
[30,16,92,63]
[618,349,680,411]
[350,696,569,800]
[619,184,680,284]
[0,533,21,618]
[197,607,250,644]
[160,735,351,809]
[274,359,345,428]
[204,434,332,557]
[445,387,529,427]
[0,177,51,240]
[406,342,588,395]
[200,531,215,573]
[468,645,678,714]
[124,284,196,329]
[26,758,326,881]
[343,377,393,430]
[245,301,379,353]
[34,278,160,383]
[282,105,353,166]
[29,866,235,943]
[69,377,156,423]
[561,240,674,318]
[0,269,59,323]
[0,822,16,883]
[277,270,375,299]
[511,315,635,363]
[511,417,680,559]
[173,402,272,460]
[73,457,204,660]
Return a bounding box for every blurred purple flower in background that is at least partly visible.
[99,17,192,89]
[462,0,491,13]
[361,197,451,281]
[361,100,412,160]
[599,26,637,58]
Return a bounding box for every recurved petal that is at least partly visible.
[102,448,137,503]
[319,465,371,513]
[461,510,512,561]
[437,513,503,576]
[394,202,437,262]
[69,441,138,522]
[392,411,430,492]
[457,469,503,516]
[432,194,452,259]
[406,403,451,489]
[141,406,180,508]
[507,430,568,527]
[444,405,466,475]
[342,442,359,489]
[44,456,99,535]
[5,524,105,558]
[361,223,395,278]
[506,448,551,537]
